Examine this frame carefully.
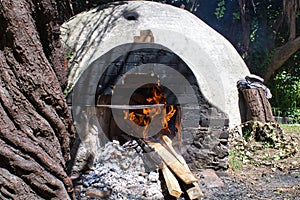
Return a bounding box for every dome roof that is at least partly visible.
[61,1,250,127]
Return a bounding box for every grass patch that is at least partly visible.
[229,150,243,171]
[279,124,300,134]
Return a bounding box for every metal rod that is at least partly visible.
[95,104,165,109]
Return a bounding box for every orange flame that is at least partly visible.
[125,85,176,138]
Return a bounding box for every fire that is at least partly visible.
[164,105,176,129]
[124,85,176,138]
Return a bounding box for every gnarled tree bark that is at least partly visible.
[0,0,75,199]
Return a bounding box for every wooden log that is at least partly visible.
[242,88,275,123]
[161,163,183,198]
[161,135,204,199]
[186,182,204,199]
[161,135,189,169]
[148,141,198,184]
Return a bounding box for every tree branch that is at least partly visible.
[264,36,300,81]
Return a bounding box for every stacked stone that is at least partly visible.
[183,107,229,170]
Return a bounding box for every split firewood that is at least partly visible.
[185,182,204,199]
[147,141,198,184]
[161,135,190,169]
[161,162,183,198]
[161,135,204,199]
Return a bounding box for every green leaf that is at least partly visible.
[273,154,280,161]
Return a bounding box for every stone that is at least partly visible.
[219,130,229,139]
[200,169,225,188]
[85,189,111,198]
[148,171,159,182]
[212,143,229,159]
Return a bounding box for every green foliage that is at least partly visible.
[230,121,299,170]
[232,12,240,20]
[214,0,226,19]
[66,51,75,60]
[229,150,243,171]
[250,20,258,42]
[261,48,277,72]
[269,56,300,123]
[297,9,300,17]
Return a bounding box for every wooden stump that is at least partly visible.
[242,88,275,123]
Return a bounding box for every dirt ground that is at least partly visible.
[74,124,299,200]
[200,124,300,200]
[199,166,300,200]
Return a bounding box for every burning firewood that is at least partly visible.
[121,85,203,199]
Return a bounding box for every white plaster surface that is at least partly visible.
[61,1,250,128]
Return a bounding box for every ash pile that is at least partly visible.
[73,140,164,200]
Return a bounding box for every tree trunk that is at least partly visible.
[0,0,75,199]
[239,0,251,56]
[264,0,300,82]
[283,0,299,40]
[242,88,274,123]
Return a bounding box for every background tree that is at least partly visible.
[262,0,300,82]
[164,0,300,120]
[0,0,75,199]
